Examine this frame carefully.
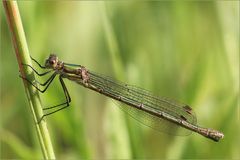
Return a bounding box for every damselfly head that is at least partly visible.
[45,54,59,69]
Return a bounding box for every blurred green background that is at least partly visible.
[1,1,239,159]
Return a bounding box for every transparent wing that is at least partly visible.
[88,71,197,136]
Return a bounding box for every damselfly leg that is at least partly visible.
[37,75,71,123]
[30,56,46,69]
[21,56,72,123]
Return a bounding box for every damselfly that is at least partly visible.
[21,54,224,142]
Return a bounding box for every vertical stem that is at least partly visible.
[3,1,55,159]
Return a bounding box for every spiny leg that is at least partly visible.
[43,76,71,110]
[21,56,72,123]
[21,55,52,76]
[30,56,46,69]
[20,72,57,93]
[21,56,55,88]
[38,75,71,123]
[22,63,52,76]
[29,72,57,86]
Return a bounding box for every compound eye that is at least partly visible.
[50,60,55,65]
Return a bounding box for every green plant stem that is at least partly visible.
[3,1,55,159]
